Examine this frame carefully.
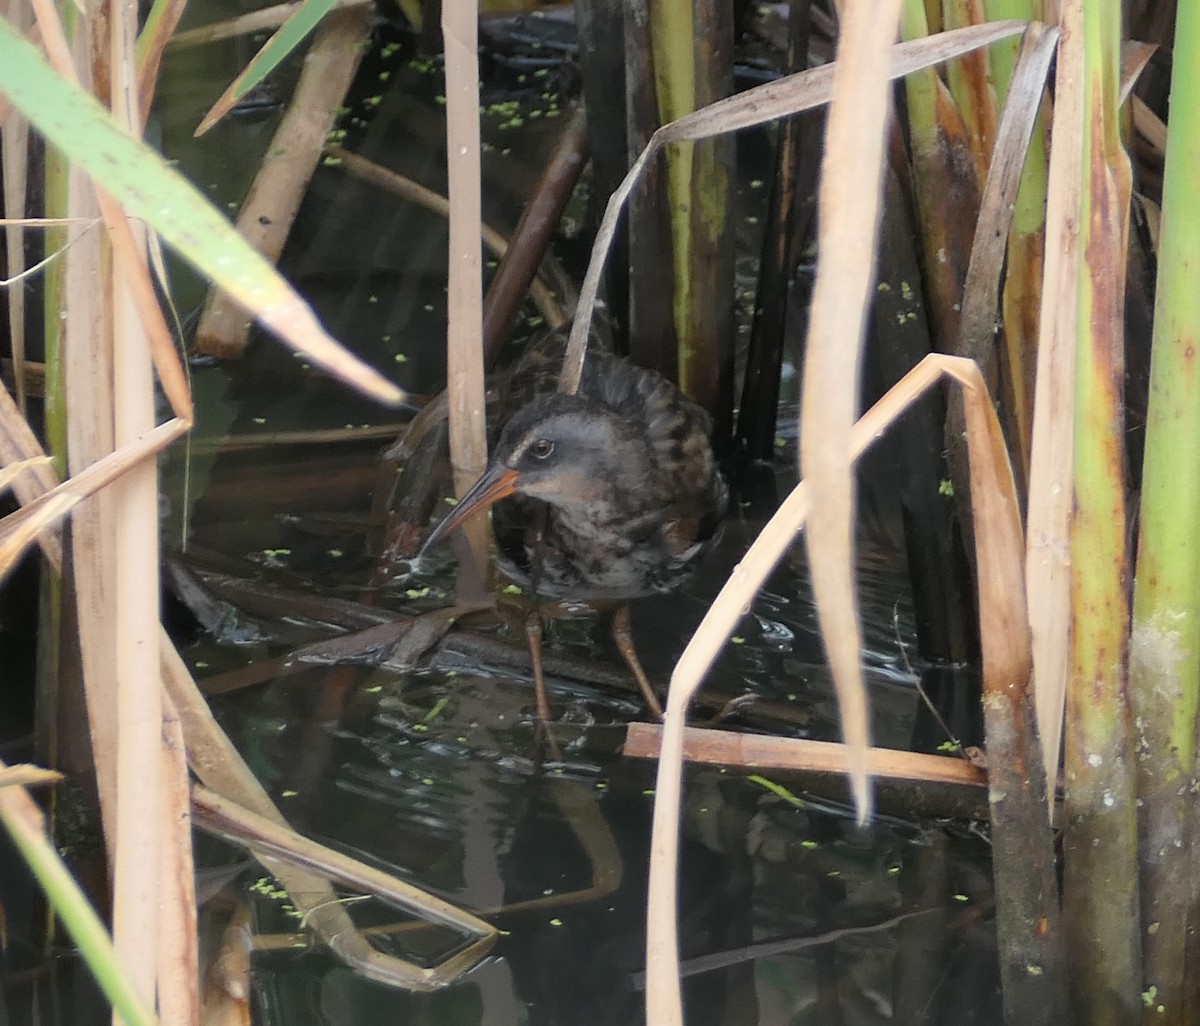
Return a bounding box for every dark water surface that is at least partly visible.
[41,8,1005,1024]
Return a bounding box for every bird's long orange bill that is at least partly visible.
[420,466,520,553]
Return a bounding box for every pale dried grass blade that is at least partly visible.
[942,359,1030,684]
[0,419,188,576]
[798,0,906,828]
[0,216,102,289]
[560,18,1027,393]
[0,492,75,578]
[1027,13,1085,814]
[0,455,51,493]
[1132,96,1167,158]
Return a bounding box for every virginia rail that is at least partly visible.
[421,330,728,720]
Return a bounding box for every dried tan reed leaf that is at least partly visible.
[798,0,905,830]
[1027,11,1085,815]
[0,384,61,571]
[950,363,1030,691]
[0,419,188,572]
[1119,40,1158,103]
[110,5,177,1009]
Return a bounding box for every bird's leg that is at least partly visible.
[524,506,552,722]
[524,610,553,723]
[611,605,664,720]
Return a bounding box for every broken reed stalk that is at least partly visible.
[110,2,176,1012]
[624,723,986,787]
[1060,0,1142,1020]
[193,6,374,358]
[1128,3,1200,1020]
[441,0,491,600]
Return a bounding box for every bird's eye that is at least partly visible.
[530,438,555,460]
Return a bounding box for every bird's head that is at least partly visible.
[421,393,643,552]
